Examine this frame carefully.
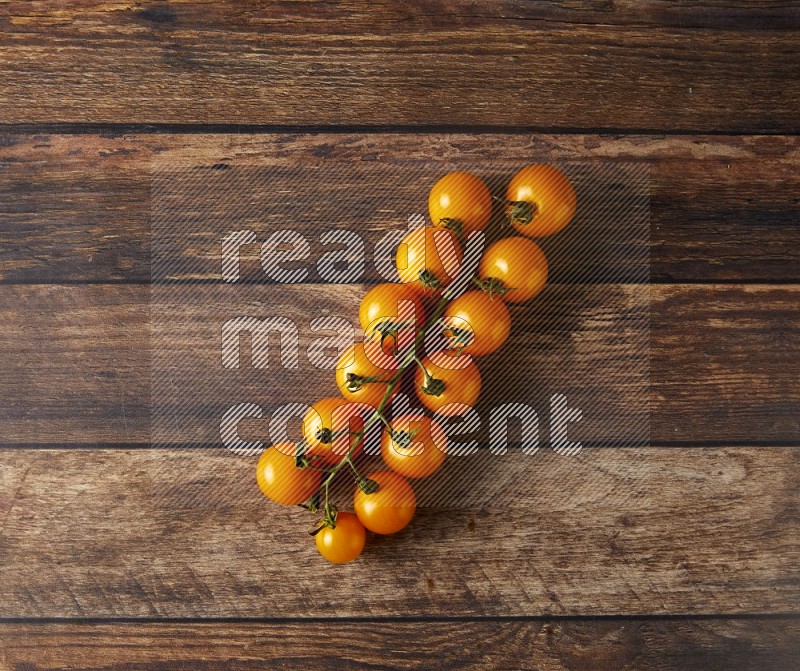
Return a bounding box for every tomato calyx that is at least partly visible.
[473,276,515,299]
[419,372,446,397]
[437,217,465,240]
[357,476,379,494]
[506,200,537,226]
[444,326,473,355]
[493,195,538,227]
[344,371,388,393]
[295,439,337,470]
[294,441,313,469]
[310,501,339,536]
[371,319,415,354]
[418,269,443,291]
[389,428,421,449]
[315,427,333,445]
[413,356,446,397]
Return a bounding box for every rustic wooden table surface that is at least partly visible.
[1,2,799,669]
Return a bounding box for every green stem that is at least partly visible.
[346,458,364,481]
[413,354,430,375]
[376,411,393,431]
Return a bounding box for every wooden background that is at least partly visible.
[1,1,798,669]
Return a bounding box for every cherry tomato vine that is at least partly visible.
[256,164,576,562]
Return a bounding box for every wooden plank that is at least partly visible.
[0,447,796,617]
[1,133,799,283]
[1,618,798,671]
[0,284,149,444]
[0,2,797,130]
[1,283,797,445]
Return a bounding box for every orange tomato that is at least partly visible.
[353,470,417,534]
[359,283,426,357]
[414,353,481,417]
[256,444,322,506]
[442,290,511,357]
[395,227,462,294]
[314,512,366,563]
[302,397,366,465]
[381,413,448,479]
[505,164,576,237]
[478,236,548,304]
[335,342,398,408]
[428,171,492,237]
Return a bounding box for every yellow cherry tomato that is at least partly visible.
[396,227,463,294]
[505,164,576,237]
[428,171,492,237]
[414,352,481,417]
[302,397,366,466]
[354,470,417,534]
[442,290,511,357]
[359,283,426,356]
[478,236,548,303]
[256,444,322,506]
[314,512,367,564]
[335,342,398,408]
[381,413,448,479]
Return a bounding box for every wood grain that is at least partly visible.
[1,618,798,671]
[0,283,797,445]
[0,446,797,617]
[0,1,798,130]
[2,133,799,283]
[1,1,797,664]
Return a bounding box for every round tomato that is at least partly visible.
[314,511,367,564]
[414,353,481,417]
[442,290,511,357]
[428,171,492,238]
[381,413,448,479]
[353,470,416,534]
[302,397,366,466]
[478,236,548,304]
[505,164,576,237]
[336,342,398,408]
[359,283,426,357]
[256,443,322,506]
[396,227,462,294]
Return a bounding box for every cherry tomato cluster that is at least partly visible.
[256,165,576,563]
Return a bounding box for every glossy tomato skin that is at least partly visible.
[315,512,367,564]
[414,353,481,417]
[506,164,576,237]
[359,283,426,357]
[256,443,322,506]
[354,470,416,534]
[395,227,463,295]
[443,290,511,357]
[478,237,548,304]
[428,172,492,237]
[381,413,448,479]
[335,342,399,408]
[302,397,366,466]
